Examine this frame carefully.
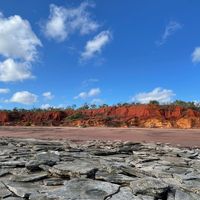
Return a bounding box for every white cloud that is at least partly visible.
[91,98,103,105]
[192,47,200,63]
[81,30,111,60]
[0,13,41,82]
[157,21,182,45]
[0,13,42,61]
[43,2,99,42]
[74,88,101,99]
[82,78,99,87]
[41,104,51,109]
[0,88,10,94]
[132,87,175,104]
[42,91,54,100]
[0,59,33,82]
[75,92,88,99]
[10,91,37,105]
[41,103,65,109]
[88,88,101,97]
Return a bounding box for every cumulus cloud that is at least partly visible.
[41,104,65,109]
[192,47,200,63]
[43,2,99,42]
[0,13,41,82]
[42,91,54,100]
[132,87,175,104]
[0,88,10,94]
[75,92,88,99]
[88,88,101,97]
[10,91,38,105]
[41,104,51,109]
[91,98,103,105]
[157,21,182,45]
[81,30,111,60]
[0,59,33,82]
[0,13,41,61]
[74,88,101,99]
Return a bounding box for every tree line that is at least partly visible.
[0,100,200,112]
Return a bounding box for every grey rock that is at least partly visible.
[50,159,98,178]
[110,187,155,200]
[0,161,26,167]
[25,160,42,171]
[35,151,60,166]
[120,166,148,178]
[0,182,12,198]
[0,137,199,200]
[130,177,169,198]
[4,198,24,200]
[5,182,40,198]
[43,178,64,186]
[95,170,136,184]
[181,179,200,194]
[175,190,200,200]
[91,149,118,156]
[167,192,175,200]
[29,193,56,200]
[11,172,48,182]
[109,187,136,200]
[43,179,119,200]
[0,169,9,177]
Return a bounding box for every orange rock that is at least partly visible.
[176,118,194,129]
[0,112,9,124]
[1,105,200,128]
[145,119,172,128]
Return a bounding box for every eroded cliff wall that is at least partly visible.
[1,105,200,128]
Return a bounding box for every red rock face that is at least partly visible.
[0,105,200,128]
[0,112,9,124]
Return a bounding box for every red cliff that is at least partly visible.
[1,105,200,128]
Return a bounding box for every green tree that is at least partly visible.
[173,100,196,109]
[78,103,90,110]
[90,104,97,109]
[149,100,160,105]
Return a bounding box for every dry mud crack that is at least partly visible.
[0,137,200,199]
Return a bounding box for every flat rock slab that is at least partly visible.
[95,170,136,184]
[35,151,60,166]
[175,190,200,200]
[130,177,169,198]
[11,172,48,182]
[0,182,12,198]
[0,137,199,200]
[5,182,41,198]
[50,159,99,177]
[0,161,26,167]
[43,179,119,200]
[110,187,155,200]
[43,178,64,186]
[0,169,9,177]
[4,198,24,200]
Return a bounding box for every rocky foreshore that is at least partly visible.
[0,138,200,200]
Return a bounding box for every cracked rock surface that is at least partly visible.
[0,137,200,199]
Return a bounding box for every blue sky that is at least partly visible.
[0,0,200,109]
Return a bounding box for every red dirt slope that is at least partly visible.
[1,105,200,128]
